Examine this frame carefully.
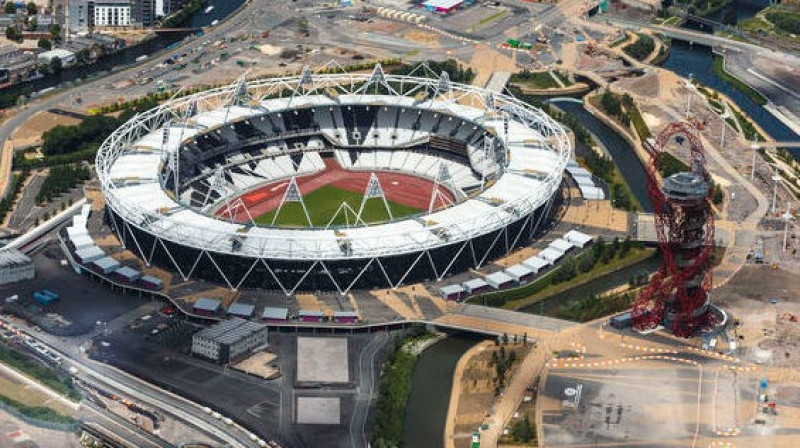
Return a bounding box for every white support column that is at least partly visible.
[357,172,393,222]
[272,176,312,227]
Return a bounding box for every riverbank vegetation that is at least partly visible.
[372,327,435,448]
[161,0,208,28]
[711,55,767,106]
[467,238,653,310]
[0,345,80,401]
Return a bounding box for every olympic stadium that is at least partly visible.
[96,65,572,295]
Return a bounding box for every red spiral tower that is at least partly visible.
[631,122,715,337]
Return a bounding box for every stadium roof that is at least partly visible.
[97,73,569,262]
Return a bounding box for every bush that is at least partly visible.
[766,11,800,35]
[623,34,655,61]
[389,59,475,84]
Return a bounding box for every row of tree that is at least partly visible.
[552,236,644,285]
[389,59,476,84]
[0,169,29,223]
[36,164,91,204]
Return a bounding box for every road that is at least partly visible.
[0,0,269,202]
[349,331,389,448]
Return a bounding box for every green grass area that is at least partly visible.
[765,9,800,35]
[510,70,562,89]
[712,54,767,106]
[628,103,652,141]
[254,185,421,228]
[0,395,75,425]
[478,10,507,26]
[0,346,80,401]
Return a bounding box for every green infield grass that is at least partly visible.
[254,185,422,227]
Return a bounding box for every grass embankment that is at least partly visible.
[467,239,654,310]
[254,185,421,227]
[712,54,767,106]
[501,247,655,311]
[510,69,572,90]
[0,346,80,401]
[729,104,765,142]
[371,329,435,448]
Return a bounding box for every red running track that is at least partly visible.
[215,158,455,222]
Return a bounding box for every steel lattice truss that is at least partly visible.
[96,65,571,294]
[631,122,715,337]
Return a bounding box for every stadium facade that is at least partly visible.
[96,65,571,295]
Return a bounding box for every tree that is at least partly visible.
[37,37,51,50]
[4,3,16,14]
[512,414,534,442]
[49,56,62,74]
[722,7,737,26]
[5,26,21,42]
[48,23,61,43]
[26,2,36,14]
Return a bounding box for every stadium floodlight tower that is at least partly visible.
[632,121,715,337]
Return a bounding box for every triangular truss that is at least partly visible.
[272,176,312,227]
[354,64,400,97]
[218,198,256,225]
[108,188,559,295]
[357,172,393,222]
[231,76,252,106]
[429,162,457,213]
[326,202,367,229]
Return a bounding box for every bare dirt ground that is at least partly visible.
[12,110,82,146]
[232,350,281,380]
[713,265,800,371]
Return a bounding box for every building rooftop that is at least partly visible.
[193,297,222,312]
[227,302,256,317]
[261,307,289,320]
[194,318,266,345]
[0,249,31,268]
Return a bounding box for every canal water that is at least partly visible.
[548,99,653,212]
[661,40,800,152]
[518,252,663,317]
[403,334,483,448]
[0,0,245,98]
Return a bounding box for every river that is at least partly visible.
[403,334,482,448]
[0,0,245,98]
[548,99,653,213]
[661,40,800,149]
